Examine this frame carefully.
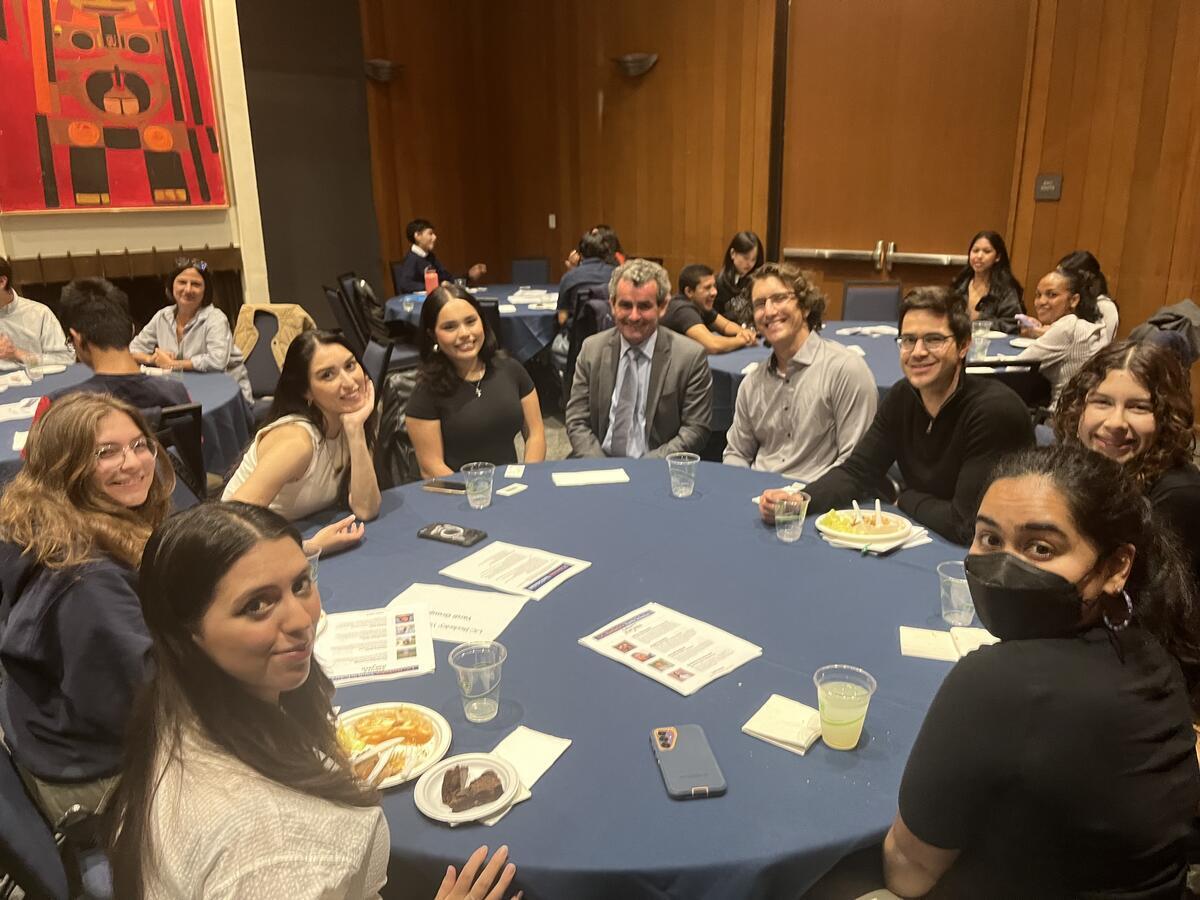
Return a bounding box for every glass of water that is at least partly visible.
[937,560,974,626]
[449,641,507,723]
[461,462,495,509]
[22,353,43,382]
[970,319,992,360]
[666,452,699,498]
[775,492,811,543]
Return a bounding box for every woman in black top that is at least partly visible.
[1054,339,1200,588]
[713,230,763,328]
[407,284,545,477]
[948,230,1025,333]
[885,446,1200,898]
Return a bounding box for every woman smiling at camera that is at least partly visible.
[1054,339,1200,587]
[884,446,1200,899]
[1012,267,1107,406]
[223,331,379,555]
[0,393,173,822]
[129,258,252,402]
[407,283,544,478]
[108,502,520,900]
[948,230,1025,333]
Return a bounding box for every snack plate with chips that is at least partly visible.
[337,702,451,789]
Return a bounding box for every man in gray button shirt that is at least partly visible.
[723,263,877,482]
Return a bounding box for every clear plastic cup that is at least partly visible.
[461,462,495,509]
[937,560,974,626]
[970,320,992,360]
[402,298,416,314]
[775,492,811,543]
[23,354,43,382]
[813,664,877,750]
[666,452,699,498]
[449,641,507,723]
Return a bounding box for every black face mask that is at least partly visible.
[965,552,1095,641]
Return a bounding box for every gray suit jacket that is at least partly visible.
[565,326,713,458]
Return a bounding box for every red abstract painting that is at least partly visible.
[0,0,227,211]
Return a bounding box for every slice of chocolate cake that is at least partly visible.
[440,764,467,806]
[447,769,505,812]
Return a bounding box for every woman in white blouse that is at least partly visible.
[108,501,520,900]
[1015,268,1108,407]
[1058,250,1119,342]
[130,259,253,401]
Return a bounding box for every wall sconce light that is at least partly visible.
[364,59,399,83]
[612,53,658,77]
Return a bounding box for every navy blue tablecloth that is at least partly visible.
[385,284,558,362]
[305,459,966,900]
[0,366,250,479]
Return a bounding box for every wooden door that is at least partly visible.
[779,0,1034,317]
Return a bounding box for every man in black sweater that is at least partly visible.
[761,287,1035,544]
[392,218,487,293]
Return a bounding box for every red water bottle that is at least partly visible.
[423,266,439,293]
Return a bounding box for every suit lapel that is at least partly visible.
[644,329,670,441]
[597,330,621,437]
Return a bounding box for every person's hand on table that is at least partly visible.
[151,348,178,369]
[468,263,488,281]
[738,328,758,346]
[434,844,520,900]
[1018,323,1046,339]
[759,488,797,524]
[304,514,365,556]
[0,335,21,362]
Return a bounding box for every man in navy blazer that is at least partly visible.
[566,259,712,458]
[392,218,487,293]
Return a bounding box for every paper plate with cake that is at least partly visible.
[815,502,912,547]
[414,753,521,825]
[337,702,451,789]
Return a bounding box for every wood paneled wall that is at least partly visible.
[359,0,775,291]
[1010,0,1200,335]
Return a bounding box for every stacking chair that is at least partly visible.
[561,289,614,400]
[156,402,206,496]
[362,340,394,395]
[0,744,69,899]
[511,257,549,285]
[966,358,1052,420]
[389,260,411,296]
[478,299,504,346]
[338,272,421,369]
[324,286,367,356]
[842,281,902,322]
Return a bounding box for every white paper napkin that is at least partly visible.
[479,726,571,826]
[552,469,629,487]
[0,370,32,388]
[504,464,525,478]
[835,325,898,337]
[498,304,518,314]
[495,483,527,497]
[742,694,823,756]
[0,396,41,423]
[821,527,931,554]
[12,430,28,451]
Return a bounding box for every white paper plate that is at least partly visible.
[984,330,1008,340]
[815,509,912,545]
[414,753,520,825]
[338,702,451,790]
[1009,337,1035,349]
[32,364,67,375]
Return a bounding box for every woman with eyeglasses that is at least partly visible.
[130,258,253,402]
[0,392,173,821]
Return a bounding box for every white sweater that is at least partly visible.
[145,725,389,899]
[0,293,75,371]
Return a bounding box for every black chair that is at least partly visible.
[511,257,549,285]
[842,281,902,321]
[389,260,414,296]
[338,272,422,368]
[0,743,69,900]
[324,286,367,356]
[562,289,614,400]
[362,339,394,395]
[156,402,206,496]
[965,358,1052,414]
[478,299,504,345]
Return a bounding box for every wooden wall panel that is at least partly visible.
[359,0,774,293]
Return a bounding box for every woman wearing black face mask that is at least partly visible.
[883,446,1200,899]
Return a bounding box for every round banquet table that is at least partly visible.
[305,459,967,900]
[0,365,251,480]
[384,284,559,362]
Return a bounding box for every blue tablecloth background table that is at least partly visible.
[305,459,966,899]
[0,365,251,480]
[385,284,559,362]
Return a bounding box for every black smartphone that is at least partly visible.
[423,479,467,494]
[651,725,727,800]
[417,523,487,547]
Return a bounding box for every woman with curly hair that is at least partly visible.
[0,392,174,820]
[1054,339,1200,586]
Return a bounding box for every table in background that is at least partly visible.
[385,284,559,362]
[0,366,251,480]
[307,459,964,899]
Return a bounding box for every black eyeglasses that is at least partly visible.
[897,333,954,352]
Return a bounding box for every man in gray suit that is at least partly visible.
[566,258,713,458]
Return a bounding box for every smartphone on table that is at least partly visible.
[418,523,487,547]
[651,725,726,800]
[423,479,467,494]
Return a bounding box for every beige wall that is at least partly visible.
[0,0,269,302]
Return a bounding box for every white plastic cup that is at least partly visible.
[461,462,495,509]
[775,492,811,543]
[449,641,507,723]
[813,664,877,750]
[937,560,974,626]
[666,452,699,498]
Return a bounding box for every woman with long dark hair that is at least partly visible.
[407,283,544,478]
[948,230,1025,333]
[223,331,379,553]
[713,230,763,328]
[1058,249,1118,341]
[1054,339,1200,585]
[884,446,1200,897]
[108,502,519,899]
[0,393,173,821]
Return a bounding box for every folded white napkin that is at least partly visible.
[552,469,629,487]
[479,726,571,826]
[0,396,41,423]
[834,325,898,337]
[821,527,931,554]
[12,430,28,451]
[498,304,518,313]
[0,370,32,388]
[899,625,998,662]
[504,464,525,478]
[495,483,527,497]
[742,694,823,756]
